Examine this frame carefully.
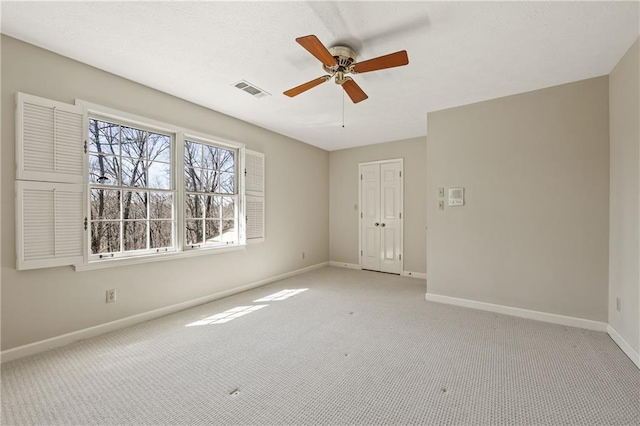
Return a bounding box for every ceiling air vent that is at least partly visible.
[233,80,271,99]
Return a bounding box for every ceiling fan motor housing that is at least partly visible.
[323,46,357,75]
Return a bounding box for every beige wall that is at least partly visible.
[329,137,427,273]
[426,76,610,321]
[609,38,639,352]
[0,36,329,351]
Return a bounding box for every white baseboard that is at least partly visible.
[425,293,608,332]
[1,262,329,364]
[607,325,640,369]
[402,271,427,279]
[329,261,360,270]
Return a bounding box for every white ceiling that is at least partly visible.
[2,1,638,151]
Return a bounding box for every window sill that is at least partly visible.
[74,244,246,272]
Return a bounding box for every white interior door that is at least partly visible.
[361,164,381,271]
[360,160,402,274]
[379,162,402,274]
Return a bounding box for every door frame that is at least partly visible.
[358,158,404,274]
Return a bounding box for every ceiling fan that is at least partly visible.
[283,35,409,104]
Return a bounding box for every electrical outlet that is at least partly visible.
[302,251,305,259]
[616,297,621,312]
[438,187,445,198]
[438,200,444,210]
[106,289,116,303]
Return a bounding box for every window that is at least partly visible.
[184,140,238,247]
[15,93,264,271]
[88,118,175,258]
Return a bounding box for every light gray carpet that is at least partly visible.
[2,266,639,425]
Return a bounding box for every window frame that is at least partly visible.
[87,114,177,261]
[75,100,247,271]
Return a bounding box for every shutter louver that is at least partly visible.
[245,150,264,242]
[246,196,264,240]
[17,181,84,270]
[245,150,264,196]
[54,109,84,178]
[15,93,85,270]
[55,190,84,257]
[23,187,55,260]
[23,103,55,174]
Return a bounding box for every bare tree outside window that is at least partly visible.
[89,119,173,256]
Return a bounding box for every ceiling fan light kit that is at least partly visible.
[284,35,409,104]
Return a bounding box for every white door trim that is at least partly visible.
[359,158,404,166]
[358,158,404,274]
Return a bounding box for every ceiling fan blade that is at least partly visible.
[342,78,368,104]
[283,75,331,98]
[353,50,409,74]
[296,35,337,68]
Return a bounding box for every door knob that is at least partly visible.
[381,223,386,227]
[374,222,380,227]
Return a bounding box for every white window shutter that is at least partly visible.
[245,150,264,242]
[15,93,86,270]
[16,93,84,184]
[16,181,84,270]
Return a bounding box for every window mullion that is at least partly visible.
[202,191,206,245]
[118,125,124,255]
[176,132,185,253]
[146,190,150,251]
[119,190,124,255]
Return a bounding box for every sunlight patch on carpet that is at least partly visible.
[186,305,268,326]
[254,288,308,302]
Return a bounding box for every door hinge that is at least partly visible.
[83,140,87,154]
[399,171,402,178]
[399,254,402,261]
[361,250,363,256]
[360,174,363,180]
[399,212,402,219]
[360,212,363,218]
[245,215,248,223]
[83,217,88,230]
[244,169,247,177]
